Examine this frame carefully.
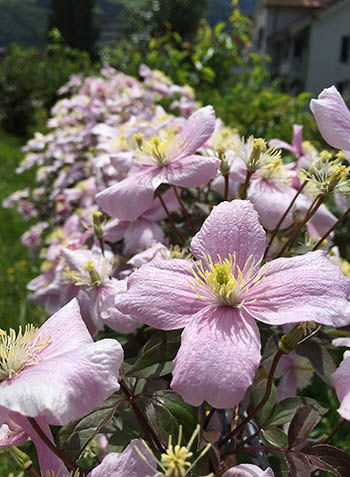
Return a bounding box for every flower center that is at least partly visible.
[0,325,51,381]
[134,130,179,167]
[63,258,113,289]
[191,253,267,307]
[161,445,192,477]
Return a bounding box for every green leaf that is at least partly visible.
[126,341,179,378]
[108,401,146,447]
[57,395,122,461]
[261,427,288,449]
[267,396,328,427]
[146,390,198,446]
[250,378,277,425]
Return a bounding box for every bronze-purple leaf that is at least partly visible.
[285,450,311,477]
[303,444,350,477]
[288,406,321,449]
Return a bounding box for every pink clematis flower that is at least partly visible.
[88,439,157,477]
[332,350,350,421]
[0,299,123,475]
[310,86,350,159]
[223,464,274,476]
[270,124,304,158]
[96,106,220,221]
[116,200,350,409]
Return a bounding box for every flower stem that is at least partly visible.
[172,186,196,235]
[28,465,41,477]
[323,418,346,444]
[313,207,350,251]
[264,179,307,259]
[203,408,216,430]
[119,379,164,453]
[234,444,285,454]
[224,175,229,201]
[158,193,185,243]
[277,194,324,257]
[27,417,87,475]
[239,171,253,199]
[219,348,284,448]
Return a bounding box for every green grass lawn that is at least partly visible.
[0,130,45,476]
[0,130,45,330]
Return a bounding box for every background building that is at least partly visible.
[253,0,350,99]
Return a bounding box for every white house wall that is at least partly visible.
[307,0,350,95]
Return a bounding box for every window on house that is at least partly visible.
[340,36,350,63]
[294,38,304,58]
[257,27,265,50]
[337,80,350,105]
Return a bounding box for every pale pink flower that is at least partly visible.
[88,439,157,477]
[270,125,304,158]
[117,200,350,408]
[96,106,219,221]
[0,299,123,474]
[275,352,313,401]
[223,464,274,476]
[62,248,139,333]
[332,350,350,420]
[310,86,350,159]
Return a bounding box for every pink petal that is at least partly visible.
[191,200,266,270]
[116,258,203,330]
[104,218,129,243]
[269,138,296,154]
[0,339,123,425]
[247,180,297,230]
[333,337,350,347]
[0,412,28,448]
[88,439,157,477]
[179,105,216,158]
[35,299,92,358]
[245,251,350,327]
[310,86,350,152]
[10,414,68,475]
[89,281,139,334]
[166,155,219,188]
[292,124,303,156]
[143,188,179,221]
[123,219,164,255]
[96,170,162,221]
[332,354,350,420]
[223,464,275,476]
[171,306,261,409]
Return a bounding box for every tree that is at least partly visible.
[48,0,99,55]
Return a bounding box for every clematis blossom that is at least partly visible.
[0,299,123,475]
[116,200,350,409]
[88,439,158,477]
[310,86,350,159]
[96,106,220,221]
[222,464,275,476]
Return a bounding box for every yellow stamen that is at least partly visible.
[0,325,51,381]
[191,253,267,308]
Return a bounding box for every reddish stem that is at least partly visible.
[173,186,195,235]
[27,417,87,475]
[158,193,185,243]
[313,207,350,250]
[264,180,307,259]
